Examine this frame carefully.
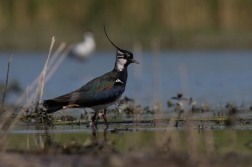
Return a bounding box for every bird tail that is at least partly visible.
[43,99,68,113]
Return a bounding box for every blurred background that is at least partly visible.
[1,0,252,110]
[1,0,252,51]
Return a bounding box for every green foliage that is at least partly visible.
[1,0,252,50]
[6,129,252,154]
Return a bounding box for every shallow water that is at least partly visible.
[1,50,252,110]
[4,120,252,134]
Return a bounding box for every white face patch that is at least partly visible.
[116,58,127,71]
[118,50,123,54]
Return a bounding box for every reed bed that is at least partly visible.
[1,0,252,50]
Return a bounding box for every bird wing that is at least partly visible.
[45,71,124,108]
[71,72,125,107]
[79,75,116,93]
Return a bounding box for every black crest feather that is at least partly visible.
[104,26,123,52]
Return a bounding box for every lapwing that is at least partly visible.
[43,27,139,128]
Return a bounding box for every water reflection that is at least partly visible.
[32,125,109,153]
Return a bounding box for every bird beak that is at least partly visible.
[131,59,140,64]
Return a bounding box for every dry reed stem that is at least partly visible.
[1,55,13,115]
[36,44,71,127]
[0,40,67,152]
[33,42,67,106]
[43,44,71,86]
[1,37,55,150]
[32,36,55,111]
[37,36,56,103]
[14,42,66,107]
[25,85,29,107]
[0,43,69,151]
[21,84,30,113]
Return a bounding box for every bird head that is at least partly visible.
[104,27,139,71]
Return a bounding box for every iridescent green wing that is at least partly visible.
[78,71,117,93]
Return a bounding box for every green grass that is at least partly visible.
[5,129,252,154]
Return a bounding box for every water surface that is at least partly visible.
[1,50,252,110]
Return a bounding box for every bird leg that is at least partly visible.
[91,112,98,129]
[103,109,109,141]
[102,109,109,128]
[91,112,98,137]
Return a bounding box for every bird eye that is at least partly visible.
[124,53,130,58]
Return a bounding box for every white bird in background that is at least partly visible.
[69,31,96,61]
